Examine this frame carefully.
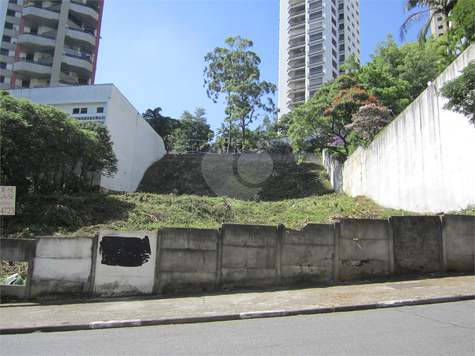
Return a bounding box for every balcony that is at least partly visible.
[13,59,52,79]
[62,53,93,77]
[287,74,306,84]
[1,41,18,51]
[22,6,60,28]
[288,52,305,61]
[287,62,305,72]
[288,9,305,20]
[66,27,95,53]
[287,85,306,95]
[288,27,305,39]
[0,54,14,64]
[288,19,305,30]
[288,41,305,51]
[69,1,99,28]
[18,33,56,51]
[288,0,305,10]
[5,15,21,26]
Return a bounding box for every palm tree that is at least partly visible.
[399,0,458,44]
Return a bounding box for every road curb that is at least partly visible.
[1,294,473,335]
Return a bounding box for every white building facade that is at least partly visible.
[278,0,361,116]
[9,84,166,192]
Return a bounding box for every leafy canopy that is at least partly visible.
[203,36,276,151]
[0,91,117,199]
[438,59,475,126]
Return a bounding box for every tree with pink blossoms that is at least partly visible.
[345,104,393,147]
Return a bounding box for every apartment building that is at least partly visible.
[0,0,103,90]
[430,10,447,39]
[278,0,361,116]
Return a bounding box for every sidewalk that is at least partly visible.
[1,274,474,335]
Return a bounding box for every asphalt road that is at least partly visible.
[1,300,474,356]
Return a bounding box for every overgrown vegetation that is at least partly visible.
[0,91,117,202]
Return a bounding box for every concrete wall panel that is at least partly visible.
[338,219,390,280]
[222,224,277,247]
[160,228,218,250]
[222,246,276,269]
[392,216,443,274]
[35,236,92,259]
[221,268,277,288]
[443,215,475,272]
[283,224,334,245]
[160,249,217,273]
[94,231,157,297]
[32,258,91,282]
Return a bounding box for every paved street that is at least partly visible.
[1,300,474,356]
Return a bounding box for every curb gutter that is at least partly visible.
[1,294,473,335]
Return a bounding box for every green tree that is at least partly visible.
[437,0,475,61]
[399,0,458,45]
[0,91,117,198]
[204,36,276,152]
[438,59,475,126]
[172,108,214,153]
[142,107,180,153]
[342,34,446,116]
[289,76,379,160]
[345,104,394,146]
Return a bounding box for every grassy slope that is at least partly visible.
[2,155,473,238]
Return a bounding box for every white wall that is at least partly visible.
[342,45,475,213]
[32,237,93,282]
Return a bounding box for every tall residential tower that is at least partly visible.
[278,0,361,116]
[0,0,103,90]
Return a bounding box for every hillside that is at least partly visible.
[2,153,431,239]
[137,154,334,201]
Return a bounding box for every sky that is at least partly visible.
[94,0,425,134]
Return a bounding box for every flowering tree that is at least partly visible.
[345,104,393,146]
[289,76,378,160]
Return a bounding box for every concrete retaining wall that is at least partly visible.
[323,45,475,213]
[1,215,473,301]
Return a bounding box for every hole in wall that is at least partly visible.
[1,261,28,285]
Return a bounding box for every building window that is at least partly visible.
[339,34,344,41]
[2,36,12,43]
[339,44,344,51]
[72,108,80,114]
[332,17,337,26]
[438,25,443,29]
[6,10,15,16]
[0,76,5,83]
[340,54,345,62]
[332,27,337,36]
[333,71,338,78]
[437,17,442,21]
[309,32,323,42]
[4,23,14,30]
[332,38,337,46]
[332,49,337,58]
[309,43,323,53]
[332,7,336,16]
[309,54,323,64]
[97,107,104,113]
[332,60,338,69]
[339,13,344,20]
[309,1,323,10]
[80,108,87,114]
[0,63,7,70]
[309,66,323,75]
[338,4,343,11]
[309,11,322,21]
[339,24,344,30]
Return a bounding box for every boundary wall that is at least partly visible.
[1,215,473,301]
[323,45,475,212]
